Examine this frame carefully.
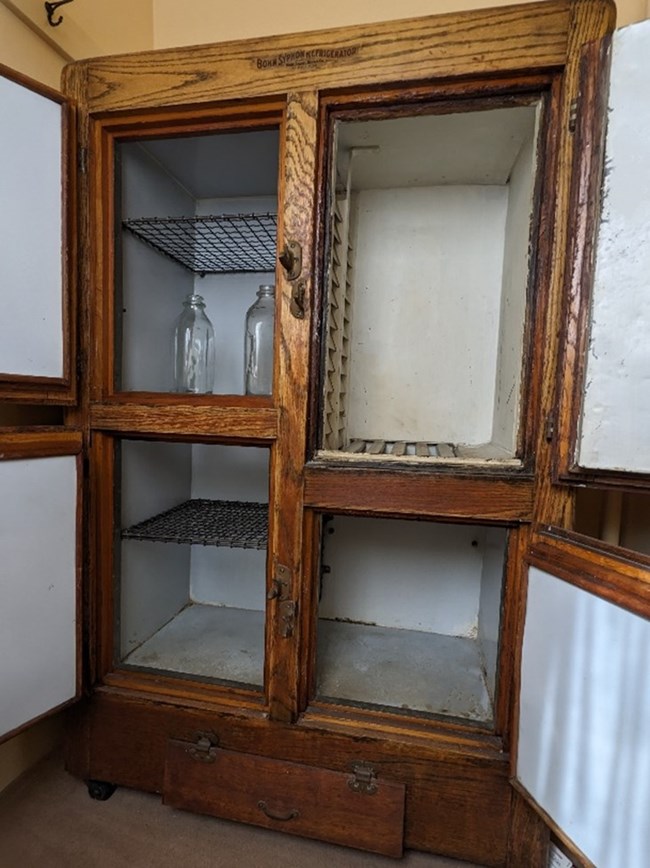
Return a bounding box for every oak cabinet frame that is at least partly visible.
[9,2,650,865]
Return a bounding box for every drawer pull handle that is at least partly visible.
[257,800,299,822]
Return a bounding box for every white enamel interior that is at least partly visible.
[0,456,77,738]
[0,75,64,379]
[518,566,650,868]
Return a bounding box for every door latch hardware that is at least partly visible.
[348,762,378,795]
[187,731,219,763]
[290,280,306,319]
[545,412,555,442]
[268,563,290,600]
[279,600,297,638]
[568,98,579,133]
[279,240,302,280]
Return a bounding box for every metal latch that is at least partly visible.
[278,240,302,280]
[279,600,297,638]
[348,762,378,795]
[268,563,290,601]
[278,239,307,319]
[187,731,219,763]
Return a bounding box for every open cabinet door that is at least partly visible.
[514,528,650,868]
[0,432,83,743]
[558,19,650,485]
[0,66,75,403]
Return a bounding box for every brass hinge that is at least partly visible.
[545,412,555,443]
[568,98,579,133]
[78,146,88,174]
[187,731,219,763]
[348,762,378,795]
[267,562,290,601]
[279,599,297,639]
[278,240,302,281]
[278,239,307,319]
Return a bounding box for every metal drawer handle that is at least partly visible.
[257,800,299,822]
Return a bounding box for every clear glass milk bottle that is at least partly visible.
[244,284,275,395]
[173,293,215,393]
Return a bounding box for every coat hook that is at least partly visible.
[45,0,74,27]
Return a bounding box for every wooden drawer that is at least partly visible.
[163,738,406,857]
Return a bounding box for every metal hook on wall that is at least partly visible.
[45,0,74,27]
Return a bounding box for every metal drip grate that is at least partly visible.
[122,499,268,549]
[345,440,457,458]
[122,213,277,274]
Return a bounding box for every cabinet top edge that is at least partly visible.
[61,0,615,114]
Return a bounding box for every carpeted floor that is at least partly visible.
[0,751,487,868]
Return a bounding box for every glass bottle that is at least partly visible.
[244,284,275,395]
[173,293,215,393]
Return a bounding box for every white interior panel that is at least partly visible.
[477,527,507,700]
[119,139,277,396]
[120,144,194,392]
[120,441,191,652]
[0,456,77,738]
[320,518,492,636]
[578,21,650,473]
[192,196,276,396]
[324,103,540,458]
[189,444,268,609]
[347,186,508,443]
[318,517,506,720]
[518,567,650,868]
[0,76,63,379]
[337,105,538,189]
[120,442,269,660]
[492,129,538,452]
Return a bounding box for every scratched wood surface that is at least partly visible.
[265,91,318,723]
[528,526,650,618]
[77,2,573,113]
[304,465,534,521]
[528,0,615,531]
[164,741,406,857]
[555,37,611,484]
[89,402,279,442]
[0,429,82,459]
[76,689,511,865]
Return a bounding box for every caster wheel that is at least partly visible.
[87,779,117,801]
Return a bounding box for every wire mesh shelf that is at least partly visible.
[122,499,268,549]
[122,213,277,274]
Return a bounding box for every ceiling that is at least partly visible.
[139,129,280,199]
[336,103,540,189]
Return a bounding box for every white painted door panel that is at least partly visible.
[0,73,64,380]
[0,455,78,739]
[517,564,650,868]
[578,21,650,473]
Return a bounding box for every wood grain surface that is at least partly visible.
[80,2,572,113]
[304,465,534,522]
[164,741,406,857]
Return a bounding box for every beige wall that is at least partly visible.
[0,2,64,86]
[152,0,649,47]
[0,715,65,794]
[1,0,153,61]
